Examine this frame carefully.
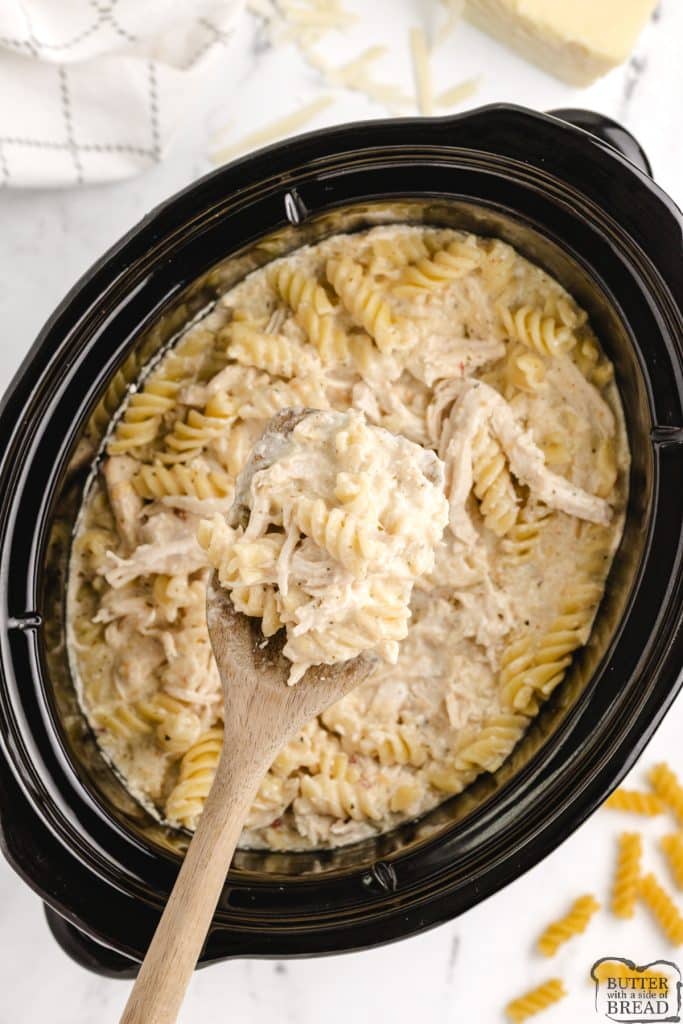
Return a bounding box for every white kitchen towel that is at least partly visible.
[0,0,244,187]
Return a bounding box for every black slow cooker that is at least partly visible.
[0,105,681,977]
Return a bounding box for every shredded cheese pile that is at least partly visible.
[213,0,480,161]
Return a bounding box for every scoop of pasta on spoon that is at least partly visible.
[119,407,448,1024]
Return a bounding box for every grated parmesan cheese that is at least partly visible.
[212,95,334,164]
[302,43,412,114]
[436,76,480,108]
[436,0,465,47]
[410,26,433,116]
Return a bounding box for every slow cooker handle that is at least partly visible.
[548,108,653,177]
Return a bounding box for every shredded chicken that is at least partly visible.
[103,455,143,550]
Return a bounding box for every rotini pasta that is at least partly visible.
[230,322,312,378]
[661,833,683,889]
[500,304,576,357]
[537,894,600,956]
[160,390,241,462]
[392,240,479,297]
[506,979,567,1022]
[604,788,665,816]
[296,751,388,821]
[272,264,351,364]
[471,427,518,536]
[611,832,642,918]
[639,873,683,945]
[165,727,223,829]
[326,255,408,353]
[501,502,551,566]
[649,763,683,825]
[132,462,234,501]
[501,582,599,715]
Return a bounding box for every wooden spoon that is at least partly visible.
[120,410,373,1024]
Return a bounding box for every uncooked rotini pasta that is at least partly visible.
[639,873,683,945]
[68,224,628,849]
[536,894,600,956]
[604,788,665,816]
[661,833,683,890]
[649,763,683,825]
[506,979,567,1022]
[611,832,642,918]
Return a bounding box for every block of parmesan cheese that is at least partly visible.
[464,0,658,86]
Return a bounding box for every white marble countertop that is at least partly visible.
[0,2,682,1021]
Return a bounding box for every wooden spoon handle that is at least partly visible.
[119,748,267,1024]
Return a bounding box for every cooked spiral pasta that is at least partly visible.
[661,834,683,889]
[649,763,683,825]
[237,376,329,420]
[272,264,350,363]
[392,241,479,297]
[90,701,153,741]
[202,410,447,685]
[537,894,600,956]
[153,575,205,625]
[91,691,202,754]
[230,324,309,378]
[165,727,223,828]
[639,873,683,945]
[291,496,379,578]
[231,584,281,635]
[89,353,139,440]
[359,727,427,768]
[366,231,439,273]
[132,462,234,501]
[109,375,178,454]
[244,772,299,830]
[326,255,408,353]
[109,329,213,455]
[426,761,477,796]
[506,979,567,1022]
[471,427,518,536]
[501,503,551,566]
[453,714,528,773]
[604,788,665,816]
[611,832,642,918]
[137,692,202,755]
[574,336,614,388]
[270,722,336,778]
[501,582,599,715]
[500,304,576,357]
[297,752,387,821]
[502,343,547,398]
[160,391,240,462]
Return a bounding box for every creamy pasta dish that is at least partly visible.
[68,224,629,850]
[199,409,449,684]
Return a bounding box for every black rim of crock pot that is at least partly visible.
[0,104,682,964]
